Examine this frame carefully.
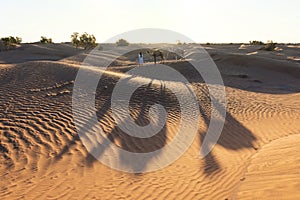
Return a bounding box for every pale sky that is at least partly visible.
[1,0,299,43]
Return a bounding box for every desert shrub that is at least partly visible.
[1,37,12,47]
[15,37,22,44]
[71,32,80,48]
[262,40,277,51]
[0,36,22,49]
[116,39,129,46]
[71,32,97,49]
[79,32,96,49]
[40,36,53,44]
[250,40,264,45]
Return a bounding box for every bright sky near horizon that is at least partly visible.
[1,0,299,43]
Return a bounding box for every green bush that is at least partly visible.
[71,32,97,49]
[1,36,22,49]
[71,32,80,48]
[79,32,96,49]
[15,37,22,44]
[262,40,277,51]
[40,36,53,44]
[116,39,129,46]
[250,40,264,45]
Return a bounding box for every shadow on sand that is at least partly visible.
[54,72,258,176]
[198,91,257,175]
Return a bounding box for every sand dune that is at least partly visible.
[0,43,84,64]
[0,43,300,199]
[235,134,300,199]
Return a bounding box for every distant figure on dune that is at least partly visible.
[138,52,144,66]
[147,49,164,64]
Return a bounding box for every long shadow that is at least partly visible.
[55,77,170,173]
[54,97,111,162]
[132,81,153,126]
[83,79,170,172]
[54,74,115,162]
[53,51,265,176]
[54,74,257,176]
[198,88,257,175]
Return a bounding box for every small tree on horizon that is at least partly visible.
[79,32,96,49]
[71,32,80,48]
[71,32,96,49]
[40,36,53,44]
[116,38,129,46]
[15,37,22,44]
[0,36,22,50]
[250,40,264,45]
[262,40,277,51]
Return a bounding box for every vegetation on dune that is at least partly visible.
[71,32,80,48]
[0,36,22,50]
[71,32,97,50]
[177,40,186,45]
[249,40,277,51]
[40,36,53,44]
[261,40,277,51]
[116,38,129,46]
[250,40,264,45]
[79,32,97,49]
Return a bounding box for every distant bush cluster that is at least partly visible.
[177,40,187,45]
[40,36,53,44]
[0,33,282,54]
[116,39,129,46]
[0,36,22,49]
[71,32,97,49]
[261,41,277,51]
[249,40,264,45]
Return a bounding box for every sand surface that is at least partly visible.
[0,43,300,199]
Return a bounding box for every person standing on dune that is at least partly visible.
[138,52,144,66]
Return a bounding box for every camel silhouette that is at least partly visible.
[146,49,164,64]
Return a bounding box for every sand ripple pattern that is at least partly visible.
[1,44,300,199]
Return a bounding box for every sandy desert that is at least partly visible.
[0,43,300,200]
